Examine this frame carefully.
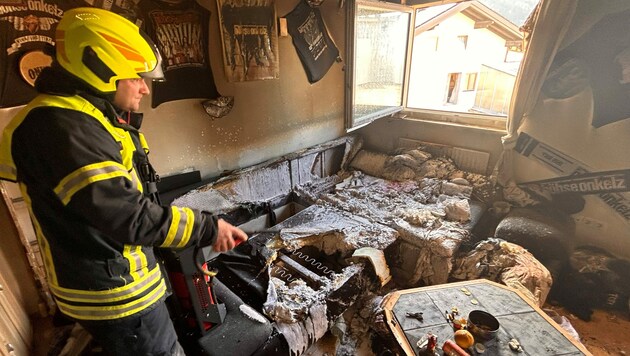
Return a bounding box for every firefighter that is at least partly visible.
[0,7,247,355]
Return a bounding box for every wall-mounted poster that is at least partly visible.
[217,0,279,82]
[139,0,220,108]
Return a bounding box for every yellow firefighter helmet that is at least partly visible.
[55,7,164,93]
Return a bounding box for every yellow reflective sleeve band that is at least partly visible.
[49,265,161,303]
[55,161,131,205]
[179,207,195,248]
[55,278,167,321]
[160,206,194,248]
[161,206,180,247]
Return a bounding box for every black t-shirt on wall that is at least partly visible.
[139,0,219,108]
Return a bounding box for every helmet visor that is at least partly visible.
[139,30,165,81]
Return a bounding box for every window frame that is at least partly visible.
[464,72,478,91]
[345,0,512,132]
[344,0,414,132]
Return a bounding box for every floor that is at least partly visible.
[546,306,630,356]
[33,306,630,355]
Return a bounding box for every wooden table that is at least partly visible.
[381,279,592,355]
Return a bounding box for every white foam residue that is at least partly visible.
[275,205,397,254]
[239,304,268,324]
[172,189,238,215]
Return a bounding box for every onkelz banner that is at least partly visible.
[0,0,79,107]
[515,132,630,221]
[286,0,339,84]
[521,169,630,196]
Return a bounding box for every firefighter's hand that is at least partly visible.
[213,219,248,252]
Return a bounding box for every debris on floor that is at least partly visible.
[451,238,553,306]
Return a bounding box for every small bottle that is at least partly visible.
[427,333,437,353]
[442,340,470,356]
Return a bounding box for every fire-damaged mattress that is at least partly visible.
[293,141,494,286]
[303,170,487,286]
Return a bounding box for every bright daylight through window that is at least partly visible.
[346,0,539,131]
[346,1,411,130]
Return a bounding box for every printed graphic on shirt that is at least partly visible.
[150,10,205,70]
[217,0,279,82]
[140,0,219,108]
[286,0,338,84]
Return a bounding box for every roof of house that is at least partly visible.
[414,0,523,45]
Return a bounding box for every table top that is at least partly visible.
[381,279,592,356]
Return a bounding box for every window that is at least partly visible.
[345,1,412,130]
[473,65,514,115]
[464,72,477,91]
[446,72,461,104]
[505,47,524,63]
[345,0,538,131]
[406,1,527,119]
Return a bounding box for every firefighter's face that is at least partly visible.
[113,78,150,112]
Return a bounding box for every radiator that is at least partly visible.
[398,138,490,174]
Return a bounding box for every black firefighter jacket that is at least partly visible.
[0,68,217,321]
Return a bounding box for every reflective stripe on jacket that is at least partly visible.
[0,94,216,320]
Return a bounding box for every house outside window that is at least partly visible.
[346,0,538,131]
[407,1,525,117]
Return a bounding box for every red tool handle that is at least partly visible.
[442,340,470,356]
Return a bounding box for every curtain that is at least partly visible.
[494,0,578,187]
[495,0,630,186]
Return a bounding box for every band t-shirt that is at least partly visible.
[139,0,219,108]
[286,1,339,84]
